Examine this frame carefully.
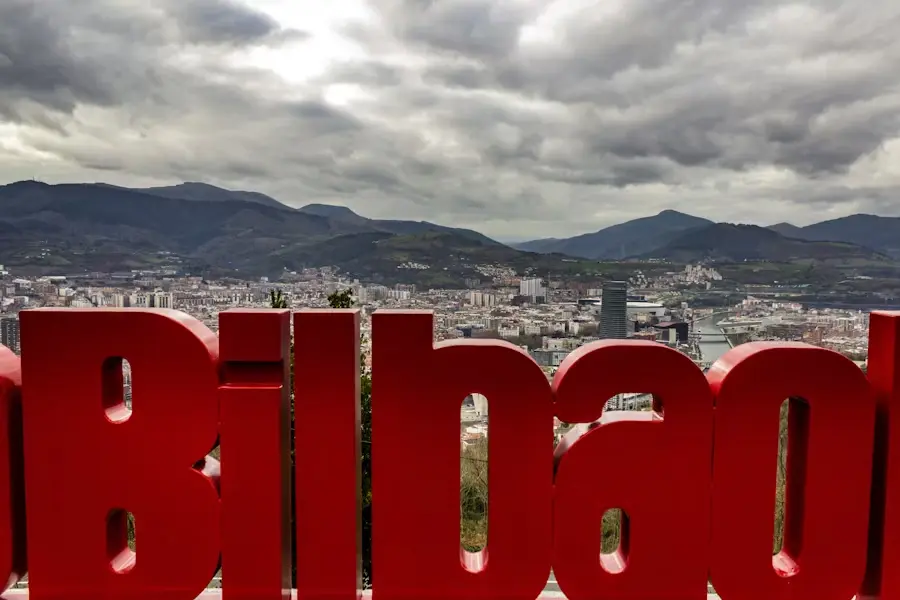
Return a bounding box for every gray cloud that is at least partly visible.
[0,2,115,113]
[1,0,900,239]
[165,0,281,43]
[369,0,538,59]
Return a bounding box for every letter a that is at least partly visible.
[552,340,713,600]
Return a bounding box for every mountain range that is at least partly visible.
[1,180,899,283]
[767,215,900,258]
[514,210,713,259]
[515,210,900,262]
[643,223,886,263]
[0,181,582,283]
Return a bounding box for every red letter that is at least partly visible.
[0,345,25,591]
[294,309,362,600]
[372,311,553,600]
[219,309,292,600]
[20,309,221,600]
[863,312,900,599]
[551,341,713,600]
[708,343,874,600]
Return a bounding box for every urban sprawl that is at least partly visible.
[0,262,870,430]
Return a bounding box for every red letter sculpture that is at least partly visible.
[372,311,554,600]
[294,309,362,600]
[863,312,900,600]
[219,309,292,600]
[20,309,222,600]
[552,341,714,600]
[0,345,25,591]
[708,342,875,600]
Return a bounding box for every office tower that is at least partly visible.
[0,318,20,354]
[599,281,628,339]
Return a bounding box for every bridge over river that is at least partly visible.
[694,317,735,367]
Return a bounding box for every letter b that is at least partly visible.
[20,309,221,600]
[372,311,554,600]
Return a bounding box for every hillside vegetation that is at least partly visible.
[0,181,591,282]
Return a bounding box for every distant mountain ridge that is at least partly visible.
[299,203,368,222]
[96,181,290,210]
[2,180,897,281]
[644,223,888,262]
[92,181,496,244]
[767,214,900,258]
[768,222,806,238]
[518,209,900,262]
[514,210,713,259]
[0,180,582,283]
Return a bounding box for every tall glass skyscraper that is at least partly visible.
[0,317,20,355]
[599,281,628,339]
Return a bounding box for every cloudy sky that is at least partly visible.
[2,0,900,241]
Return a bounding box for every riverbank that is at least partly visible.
[694,316,733,364]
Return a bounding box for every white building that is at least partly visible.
[471,393,488,418]
[520,278,545,299]
[468,291,497,307]
[587,300,666,319]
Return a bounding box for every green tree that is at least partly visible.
[327,289,354,309]
[270,289,289,308]
[460,442,488,551]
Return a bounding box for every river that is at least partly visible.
[695,317,732,365]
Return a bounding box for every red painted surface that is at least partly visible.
[707,343,874,600]
[294,310,362,600]
[372,311,554,600]
[864,312,900,600]
[0,308,895,599]
[0,346,25,592]
[219,309,292,600]
[552,341,713,600]
[19,309,222,600]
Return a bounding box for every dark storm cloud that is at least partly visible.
[357,0,900,178]
[0,0,419,225]
[2,0,900,237]
[368,0,536,59]
[0,0,307,122]
[166,0,281,43]
[0,2,115,112]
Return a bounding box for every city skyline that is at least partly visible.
[1,1,899,239]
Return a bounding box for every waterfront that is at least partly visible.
[695,318,732,365]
